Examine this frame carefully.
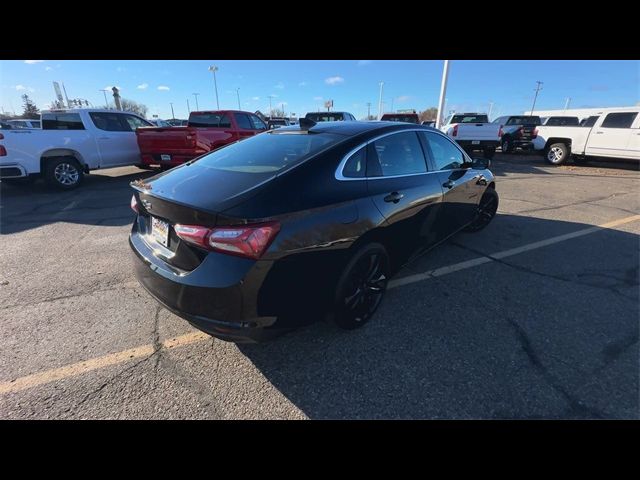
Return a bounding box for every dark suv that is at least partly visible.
[492,115,541,153]
[305,112,356,122]
[381,112,420,124]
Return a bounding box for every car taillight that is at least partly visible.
[498,125,503,137]
[185,134,196,147]
[0,145,6,156]
[452,124,458,137]
[532,128,538,139]
[175,221,280,260]
[130,194,139,213]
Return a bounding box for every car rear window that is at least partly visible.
[381,115,419,123]
[42,113,85,130]
[194,131,343,173]
[450,114,488,123]
[305,113,346,122]
[505,116,541,126]
[188,113,231,128]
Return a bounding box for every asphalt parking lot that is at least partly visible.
[1,153,638,419]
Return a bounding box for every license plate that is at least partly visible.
[151,217,170,247]
[472,140,480,145]
[160,154,171,162]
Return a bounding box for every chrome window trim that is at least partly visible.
[335,128,471,181]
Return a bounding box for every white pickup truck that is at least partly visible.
[532,107,640,165]
[439,113,500,159]
[0,108,153,189]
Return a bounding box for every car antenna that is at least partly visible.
[298,117,316,131]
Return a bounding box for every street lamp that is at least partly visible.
[100,89,109,108]
[377,81,384,120]
[169,102,175,120]
[193,93,200,111]
[208,65,220,110]
[236,88,241,110]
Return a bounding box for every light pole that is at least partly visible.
[169,102,175,120]
[377,81,384,120]
[193,93,200,111]
[488,102,494,119]
[530,81,543,116]
[208,65,220,109]
[187,98,190,114]
[268,95,274,116]
[436,60,450,129]
[100,89,109,108]
[236,88,241,110]
[366,102,371,119]
[564,97,571,111]
[390,98,394,113]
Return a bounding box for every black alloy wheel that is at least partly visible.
[465,188,499,232]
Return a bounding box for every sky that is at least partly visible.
[1,60,638,120]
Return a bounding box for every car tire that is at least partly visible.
[44,156,84,190]
[465,188,499,232]
[483,147,496,160]
[501,136,513,154]
[333,242,389,330]
[545,142,570,165]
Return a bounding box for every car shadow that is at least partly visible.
[0,167,157,235]
[237,214,639,419]
[491,152,639,177]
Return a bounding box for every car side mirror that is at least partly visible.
[472,157,490,169]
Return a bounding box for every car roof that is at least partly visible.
[272,120,438,137]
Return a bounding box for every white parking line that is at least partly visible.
[388,214,640,289]
[1,214,639,395]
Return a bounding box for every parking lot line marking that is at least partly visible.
[0,331,209,395]
[2,214,638,396]
[389,214,640,289]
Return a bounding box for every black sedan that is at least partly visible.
[129,121,498,342]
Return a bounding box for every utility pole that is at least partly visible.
[193,93,200,111]
[236,88,241,110]
[564,97,571,111]
[169,102,175,119]
[530,81,543,116]
[488,102,494,119]
[390,98,394,113]
[100,89,109,108]
[366,102,371,119]
[208,65,220,109]
[268,95,274,116]
[187,98,191,114]
[436,60,450,129]
[377,81,384,120]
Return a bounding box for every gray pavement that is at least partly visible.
[1,153,638,419]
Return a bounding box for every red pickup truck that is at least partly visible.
[136,110,268,167]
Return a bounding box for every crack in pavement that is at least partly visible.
[516,192,631,215]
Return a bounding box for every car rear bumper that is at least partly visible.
[0,164,28,178]
[129,230,280,343]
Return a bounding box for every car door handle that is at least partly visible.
[476,175,487,186]
[442,180,455,189]
[384,192,404,203]
[594,131,604,134]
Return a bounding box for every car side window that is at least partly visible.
[90,112,129,131]
[369,132,427,177]
[342,146,366,178]
[235,113,253,130]
[123,114,152,131]
[423,131,466,170]
[600,112,638,129]
[249,115,267,130]
[42,113,85,130]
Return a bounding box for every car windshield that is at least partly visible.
[506,116,541,125]
[194,131,343,173]
[450,114,488,123]
[305,113,345,122]
[382,115,418,123]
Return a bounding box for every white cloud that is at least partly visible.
[116,67,125,72]
[313,96,323,101]
[298,81,307,87]
[24,60,44,64]
[15,85,26,90]
[252,96,260,101]
[357,60,372,66]
[325,76,344,85]
[274,82,285,90]
[396,95,411,103]
[157,85,170,91]
[44,66,53,71]
[269,93,279,98]
[15,85,35,93]
[137,83,149,90]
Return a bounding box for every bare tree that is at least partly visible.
[104,98,149,118]
[419,107,438,122]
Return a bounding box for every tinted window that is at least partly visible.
[90,112,129,131]
[123,114,152,130]
[505,116,541,125]
[600,112,638,129]
[381,114,419,123]
[450,114,489,123]
[342,147,366,178]
[250,115,267,130]
[42,113,85,130]
[424,132,465,170]
[196,131,342,173]
[188,113,230,127]
[305,113,346,122]
[582,116,599,127]
[492,116,507,124]
[235,113,253,130]
[370,132,427,177]
[544,116,579,126]
[32,121,41,128]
